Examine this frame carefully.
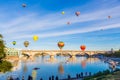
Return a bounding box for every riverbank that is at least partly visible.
[84,69,120,80]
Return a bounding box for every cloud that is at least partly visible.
[0,2,120,44]
[7,22,120,40]
[1,5,120,35]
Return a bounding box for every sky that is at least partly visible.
[0,0,120,50]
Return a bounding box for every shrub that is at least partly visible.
[0,60,13,73]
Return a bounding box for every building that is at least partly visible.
[4,48,21,59]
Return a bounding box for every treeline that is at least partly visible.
[0,34,13,73]
[103,50,120,57]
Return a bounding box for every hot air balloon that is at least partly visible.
[61,11,65,15]
[33,35,39,41]
[80,45,86,51]
[12,41,16,45]
[24,41,29,47]
[22,3,26,7]
[75,11,80,16]
[67,22,70,25]
[108,16,111,19]
[58,41,64,50]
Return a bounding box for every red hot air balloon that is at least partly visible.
[80,45,86,51]
[75,11,80,16]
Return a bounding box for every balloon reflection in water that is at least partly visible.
[58,63,64,74]
[81,60,86,68]
[32,70,37,80]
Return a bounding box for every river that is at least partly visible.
[0,56,117,80]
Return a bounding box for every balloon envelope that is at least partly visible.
[58,41,64,49]
[24,41,29,47]
[61,11,65,15]
[67,22,70,25]
[22,3,26,7]
[12,41,16,45]
[108,16,111,19]
[33,35,39,41]
[80,45,86,51]
[75,11,80,16]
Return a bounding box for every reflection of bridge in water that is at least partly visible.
[21,50,106,59]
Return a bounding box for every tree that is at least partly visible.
[119,49,120,51]
[0,34,6,61]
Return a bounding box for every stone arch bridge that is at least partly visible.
[21,50,106,58]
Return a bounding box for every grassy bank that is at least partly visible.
[84,69,120,80]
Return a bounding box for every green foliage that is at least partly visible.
[103,51,120,57]
[0,34,6,60]
[0,60,12,73]
[84,69,111,80]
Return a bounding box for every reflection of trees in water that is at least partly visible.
[67,56,77,63]
[32,70,37,80]
[86,58,99,63]
[58,63,64,74]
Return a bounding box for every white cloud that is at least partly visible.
[0,3,120,43]
[6,22,120,40]
[1,5,120,35]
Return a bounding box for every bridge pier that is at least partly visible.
[50,55,55,59]
[67,55,77,62]
[47,55,57,62]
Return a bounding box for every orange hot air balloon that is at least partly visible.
[58,41,64,50]
[80,45,86,51]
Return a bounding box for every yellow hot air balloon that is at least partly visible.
[61,11,65,15]
[33,35,39,41]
